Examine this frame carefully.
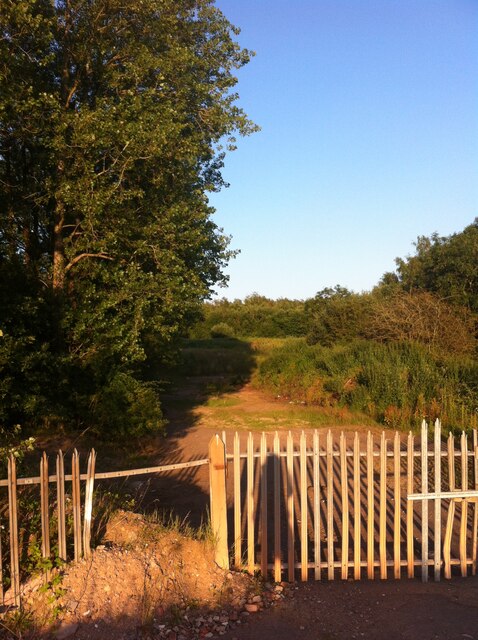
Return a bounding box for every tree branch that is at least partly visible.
[65,252,113,273]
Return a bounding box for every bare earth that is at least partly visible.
[222,577,478,640]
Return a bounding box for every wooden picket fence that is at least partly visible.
[219,421,478,583]
[0,449,210,608]
[1,421,477,609]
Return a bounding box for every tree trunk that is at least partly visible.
[53,200,65,292]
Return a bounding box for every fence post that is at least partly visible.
[209,435,229,570]
[8,454,20,607]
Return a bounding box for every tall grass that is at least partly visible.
[255,339,478,430]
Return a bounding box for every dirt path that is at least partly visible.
[223,577,478,640]
[154,380,380,524]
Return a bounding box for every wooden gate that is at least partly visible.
[219,421,478,582]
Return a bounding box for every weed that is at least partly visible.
[0,607,34,638]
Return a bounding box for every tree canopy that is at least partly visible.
[382,218,478,312]
[0,0,257,434]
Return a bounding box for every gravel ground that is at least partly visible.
[221,575,478,640]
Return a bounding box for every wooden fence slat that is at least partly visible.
[340,432,349,580]
[82,449,96,560]
[444,432,456,579]
[459,431,468,577]
[473,430,478,575]
[353,432,361,580]
[56,450,67,562]
[273,431,281,582]
[300,431,308,581]
[448,432,455,491]
[434,420,442,581]
[247,432,255,574]
[313,431,321,580]
[379,432,387,580]
[8,454,20,607]
[287,431,295,582]
[367,431,374,580]
[421,421,429,583]
[260,433,268,577]
[234,432,241,568]
[40,451,51,581]
[443,501,456,580]
[393,432,401,579]
[209,436,229,570]
[326,430,334,581]
[406,431,414,578]
[72,449,82,561]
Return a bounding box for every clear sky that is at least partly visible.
[208,0,478,301]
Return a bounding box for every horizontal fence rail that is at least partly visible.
[224,421,478,584]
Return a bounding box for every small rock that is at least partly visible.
[55,623,79,640]
[244,603,259,613]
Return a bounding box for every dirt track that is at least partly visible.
[222,577,478,640]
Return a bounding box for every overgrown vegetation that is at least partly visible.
[255,339,477,429]
[189,220,478,430]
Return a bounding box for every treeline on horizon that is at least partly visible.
[190,219,478,430]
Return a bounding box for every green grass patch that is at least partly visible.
[206,396,242,408]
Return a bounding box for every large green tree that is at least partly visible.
[0,0,257,433]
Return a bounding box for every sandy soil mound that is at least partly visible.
[21,511,260,640]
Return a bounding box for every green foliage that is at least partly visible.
[210,322,236,338]
[255,338,477,430]
[190,294,307,338]
[385,218,478,312]
[305,286,372,346]
[0,0,257,435]
[90,373,164,437]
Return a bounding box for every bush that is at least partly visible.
[210,323,236,339]
[90,373,165,437]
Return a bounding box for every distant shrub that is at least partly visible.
[210,322,236,338]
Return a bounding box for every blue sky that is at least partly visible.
[209,0,478,301]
